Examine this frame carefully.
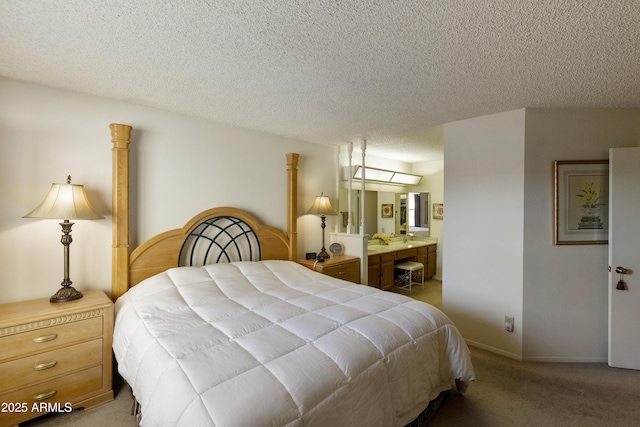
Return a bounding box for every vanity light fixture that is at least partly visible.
[23,176,104,302]
[346,166,422,185]
[306,193,337,262]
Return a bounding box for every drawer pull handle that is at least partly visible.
[33,334,58,343]
[34,361,58,370]
[33,390,57,401]
[338,271,346,275]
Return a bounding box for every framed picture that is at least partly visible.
[554,160,609,245]
[381,204,393,218]
[433,203,444,220]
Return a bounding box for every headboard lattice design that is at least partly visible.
[179,216,262,267]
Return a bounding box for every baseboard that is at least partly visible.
[522,355,608,363]
[465,340,523,361]
[466,339,608,363]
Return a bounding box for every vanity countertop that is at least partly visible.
[367,238,437,255]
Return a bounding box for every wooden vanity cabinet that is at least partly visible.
[367,256,380,289]
[368,252,395,291]
[413,245,437,280]
[426,244,437,279]
[416,247,428,274]
[368,243,437,290]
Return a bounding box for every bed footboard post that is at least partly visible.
[286,153,299,261]
[111,123,132,301]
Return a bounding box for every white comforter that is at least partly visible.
[113,260,474,427]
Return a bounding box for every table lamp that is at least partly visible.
[23,176,104,302]
[306,192,337,262]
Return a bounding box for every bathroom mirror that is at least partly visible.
[407,192,430,230]
[339,189,429,236]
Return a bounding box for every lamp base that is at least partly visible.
[316,250,330,262]
[50,286,83,303]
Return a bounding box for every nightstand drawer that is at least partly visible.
[0,365,103,426]
[0,317,102,362]
[0,338,102,394]
[298,256,361,284]
[322,262,360,282]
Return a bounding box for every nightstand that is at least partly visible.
[0,290,114,426]
[298,255,361,284]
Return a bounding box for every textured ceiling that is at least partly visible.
[2,1,640,162]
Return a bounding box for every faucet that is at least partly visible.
[404,233,414,243]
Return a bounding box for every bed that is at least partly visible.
[108,123,474,426]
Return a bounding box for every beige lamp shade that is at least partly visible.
[23,178,104,220]
[305,193,337,216]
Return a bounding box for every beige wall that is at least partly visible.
[522,108,640,361]
[444,109,526,360]
[0,78,336,303]
[443,107,640,362]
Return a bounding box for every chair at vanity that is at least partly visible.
[394,261,424,295]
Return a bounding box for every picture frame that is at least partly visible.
[433,203,444,220]
[381,204,393,218]
[553,160,609,245]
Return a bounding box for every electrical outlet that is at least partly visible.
[505,316,514,332]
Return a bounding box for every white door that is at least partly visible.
[608,147,640,369]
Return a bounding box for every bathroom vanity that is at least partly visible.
[367,240,436,291]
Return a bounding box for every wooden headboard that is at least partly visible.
[109,123,299,300]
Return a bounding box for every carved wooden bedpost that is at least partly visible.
[111,123,132,300]
[286,153,299,261]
